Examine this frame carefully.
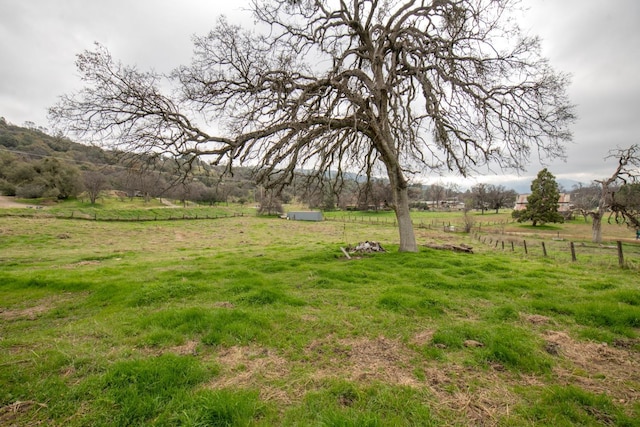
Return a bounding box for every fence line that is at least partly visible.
[0,211,246,222]
[325,215,514,230]
[472,232,638,268]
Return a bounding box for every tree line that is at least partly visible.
[3,116,637,241]
[0,117,516,211]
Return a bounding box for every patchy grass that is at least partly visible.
[1,212,639,426]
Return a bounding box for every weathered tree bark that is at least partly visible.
[591,214,603,243]
[393,185,417,252]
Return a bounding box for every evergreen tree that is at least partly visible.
[517,168,564,226]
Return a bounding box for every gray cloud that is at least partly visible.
[1,0,637,187]
[516,0,640,183]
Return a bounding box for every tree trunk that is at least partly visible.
[393,185,418,252]
[592,214,602,243]
[376,102,417,251]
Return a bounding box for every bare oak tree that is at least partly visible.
[589,144,640,243]
[50,0,574,252]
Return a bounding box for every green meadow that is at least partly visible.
[1,203,639,426]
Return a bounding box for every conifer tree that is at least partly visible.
[517,168,563,226]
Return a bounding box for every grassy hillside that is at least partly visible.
[1,209,639,425]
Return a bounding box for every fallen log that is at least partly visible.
[423,243,473,253]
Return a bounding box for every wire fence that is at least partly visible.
[325,215,513,230]
[0,210,246,222]
[471,232,640,268]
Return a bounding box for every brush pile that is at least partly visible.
[348,241,386,254]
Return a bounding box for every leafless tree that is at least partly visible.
[82,170,108,204]
[258,188,284,215]
[589,145,640,243]
[470,183,489,214]
[428,183,447,210]
[486,184,517,214]
[50,0,574,251]
[570,183,600,222]
[357,178,392,210]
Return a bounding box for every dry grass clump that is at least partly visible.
[544,330,640,406]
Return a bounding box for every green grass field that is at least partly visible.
[1,201,639,426]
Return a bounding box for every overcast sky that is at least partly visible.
[1,0,638,189]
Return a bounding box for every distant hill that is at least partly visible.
[0,116,114,165]
[0,117,259,203]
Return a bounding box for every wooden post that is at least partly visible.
[570,242,577,262]
[617,241,624,267]
[541,242,547,257]
[511,241,514,252]
[523,240,528,255]
[501,241,505,250]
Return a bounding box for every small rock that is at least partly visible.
[463,340,484,348]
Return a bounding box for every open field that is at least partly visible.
[1,202,639,426]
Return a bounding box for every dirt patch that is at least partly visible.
[424,365,520,426]
[544,330,640,405]
[0,196,35,209]
[305,335,421,387]
[523,314,553,325]
[0,293,80,321]
[212,301,235,309]
[63,260,101,269]
[171,340,199,356]
[411,329,435,346]
[0,305,51,321]
[206,345,292,403]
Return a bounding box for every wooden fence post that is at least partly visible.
[617,241,624,267]
[523,240,528,255]
[570,242,577,262]
[541,242,547,257]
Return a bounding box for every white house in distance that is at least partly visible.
[513,194,572,212]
